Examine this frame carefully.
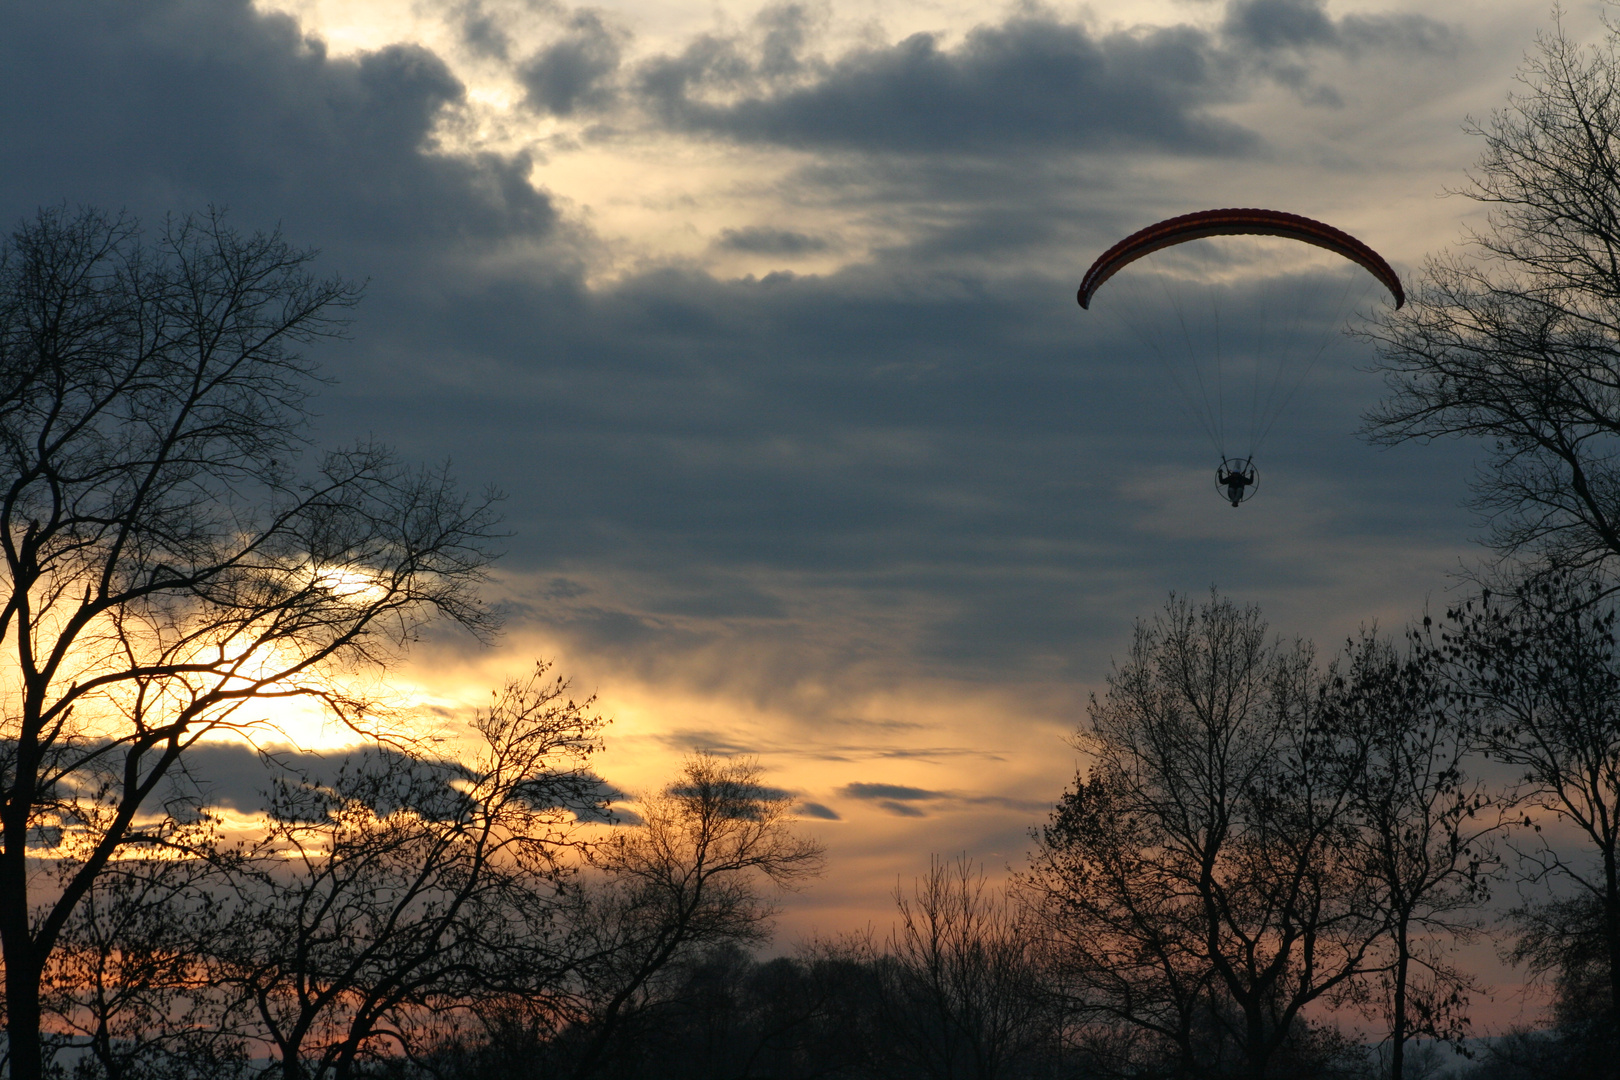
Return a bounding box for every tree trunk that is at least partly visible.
[1390,920,1410,1080]
[4,951,45,1080]
[2,816,44,1080]
[1606,861,1620,1046]
[1244,994,1270,1080]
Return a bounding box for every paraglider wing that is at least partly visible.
[1076,208,1405,309]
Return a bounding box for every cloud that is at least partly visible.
[716,226,832,255]
[1218,0,1457,104]
[633,13,1256,155]
[798,801,842,819]
[0,0,555,258]
[456,0,516,59]
[328,246,1465,711]
[170,741,622,822]
[618,0,1461,152]
[519,9,627,116]
[1223,0,1457,56]
[835,780,1078,818]
[1226,0,1338,49]
[842,782,943,801]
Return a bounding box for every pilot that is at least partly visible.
[1217,463,1255,507]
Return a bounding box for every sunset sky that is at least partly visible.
[0,0,1588,1015]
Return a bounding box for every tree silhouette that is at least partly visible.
[1365,18,1620,583]
[561,753,825,1079]
[211,666,601,1080]
[0,206,502,1080]
[1029,592,1382,1080]
[1442,573,1620,1064]
[1327,628,1500,1080]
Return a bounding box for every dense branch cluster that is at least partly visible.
[1364,20,1620,578]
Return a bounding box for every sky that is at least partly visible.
[0,0,1597,1024]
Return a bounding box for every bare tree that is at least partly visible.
[1507,892,1616,1074]
[1327,628,1500,1080]
[1440,572,1620,1057]
[561,753,826,1079]
[877,855,1048,1080]
[41,815,248,1080]
[1028,592,1381,1080]
[0,206,502,1080]
[216,665,601,1080]
[1363,16,1620,581]
[1027,763,1215,1078]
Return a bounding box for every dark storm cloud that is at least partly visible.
[0,0,553,253]
[634,13,1255,155]
[171,742,623,821]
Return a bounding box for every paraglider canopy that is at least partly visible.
[1077,208,1404,310]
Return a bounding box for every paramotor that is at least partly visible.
[1078,208,1403,505]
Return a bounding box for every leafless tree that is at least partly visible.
[1440,572,1620,1056]
[1027,592,1380,1080]
[560,752,825,1079]
[0,205,502,1080]
[876,855,1049,1080]
[215,665,602,1080]
[1326,628,1501,1080]
[1363,16,1620,583]
[41,814,248,1080]
[1026,761,1215,1079]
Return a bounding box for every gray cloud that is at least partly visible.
[837,782,1048,818]
[520,10,626,116]
[620,0,1460,152]
[1224,0,1457,57]
[455,0,511,59]
[336,248,1467,702]
[716,226,832,255]
[635,13,1255,155]
[798,801,842,819]
[170,742,623,822]
[0,0,1501,951]
[0,0,554,262]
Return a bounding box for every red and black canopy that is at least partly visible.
[1077,208,1404,309]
